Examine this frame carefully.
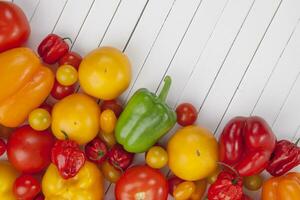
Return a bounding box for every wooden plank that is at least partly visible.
[72,0,121,55]
[197,0,282,134]
[14,0,40,20]
[124,0,204,101]
[215,0,300,136]
[26,0,67,50]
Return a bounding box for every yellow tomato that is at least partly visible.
[51,93,100,145]
[28,108,51,131]
[42,161,104,200]
[100,109,117,134]
[189,179,207,200]
[100,160,122,183]
[56,65,78,86]
[0,161,19,200]
[146,146,168,169]
[168,125,218,181]
[173,181,195,200]
[78,47,131,100]
[207,167,221,184]
[98,131,116,148]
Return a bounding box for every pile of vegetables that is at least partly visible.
[0,2,299,200]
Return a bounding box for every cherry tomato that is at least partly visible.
[243,174,263,191]
[207,167,221,184]
[7,125,55,173]
[0,125,14,139]
[98,131,116,148]
[28,108,51,131]
[56,65,78,86]
[173,181,196,200]
[101,100,123,118]
[100,109,117,134]
[50,79,75,100]
[58,51,82,69]
[176,103,197,126]
[13,174,41,200]
[115,165,168,200]
[100,160,122,183]
[146,146,168,169]
[39,103,52,114]
[190,179,207,200]
[0,138,6,156]
[85,137,108,164]
[168,175,184,196]
[34,193,45,200]
[107,144,134,171]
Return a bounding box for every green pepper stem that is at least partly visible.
[158,76,172,102]
[295,138,300,146]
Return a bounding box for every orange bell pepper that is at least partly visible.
[262,172,300,200]
[0,47,54,127]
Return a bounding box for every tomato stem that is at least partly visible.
[61,130,69,140]
[217,161,240,177]
[295,138,300,146]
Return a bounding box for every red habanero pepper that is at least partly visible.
[107,144,134,171]
[207,171,243,200]
[38,34,69,64]
[219,116,276,177]
[266,138,300,176]
[51,139,85,179]
[85,137,108,165]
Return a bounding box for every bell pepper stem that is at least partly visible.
[158,76,172,101]
[295,138,300,146]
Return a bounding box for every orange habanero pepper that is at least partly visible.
[0,47,54,127]
[262,172,300,200]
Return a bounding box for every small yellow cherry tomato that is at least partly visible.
[146,146,168,169]
[207,167,221,184]
[243,174,263,191]
[28,108,51,131]
[56,65,78,86]
[98,131,116,148]
[100,109,117,134]
[173,181,196,200]
[100,160,122,183]
[0,161,19,200]
[190,179,207,200]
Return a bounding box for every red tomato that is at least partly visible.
[176,103,198,126]
[7,125,55,173]
[0,138,6,156]
[39,103,52,114]
[51,79,75,100]
[101,100,123,118]
[115,165,168,200]
[168,175,184,196]
[0,2,30,52]
[59,51,82,69]
[13,174,41,200]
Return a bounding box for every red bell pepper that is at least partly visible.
[51,140,85,179]
[85,137,108,165]
[38,34,69,64]
[266,139,300,176]
[207,171,243,200]
[0,2,30,52]
[107,144,134,171]
[219,116,276,176]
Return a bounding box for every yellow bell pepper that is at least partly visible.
[0,161,19,200]
[0,47,54,127]
[42,161,104,200]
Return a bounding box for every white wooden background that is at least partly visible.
[2,0,300,199]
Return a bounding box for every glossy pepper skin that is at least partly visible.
[115,76,176,153]
[38,34,69,64]
[262,172,300,200]
[85,137,108,165]
[42,161,104,200]
[219,116,276,176]
[0,2,30,52]
[0,48,54,127]
[266,139,300,176]
[51,140,86,179]
[207,171,243,200]
[107,144,134,171]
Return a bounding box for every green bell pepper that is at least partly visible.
[115,76,176,153]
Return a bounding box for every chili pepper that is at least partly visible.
[207,171,243,200]
[107,144,134,171]
[266,138,300,176]
[84,137,108,165]
[115,76,176,153]
[262,172,300,200]
[0,138,6,156]
[51,139,85,179]
[38,34,69,64]
[219,116,276,176]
